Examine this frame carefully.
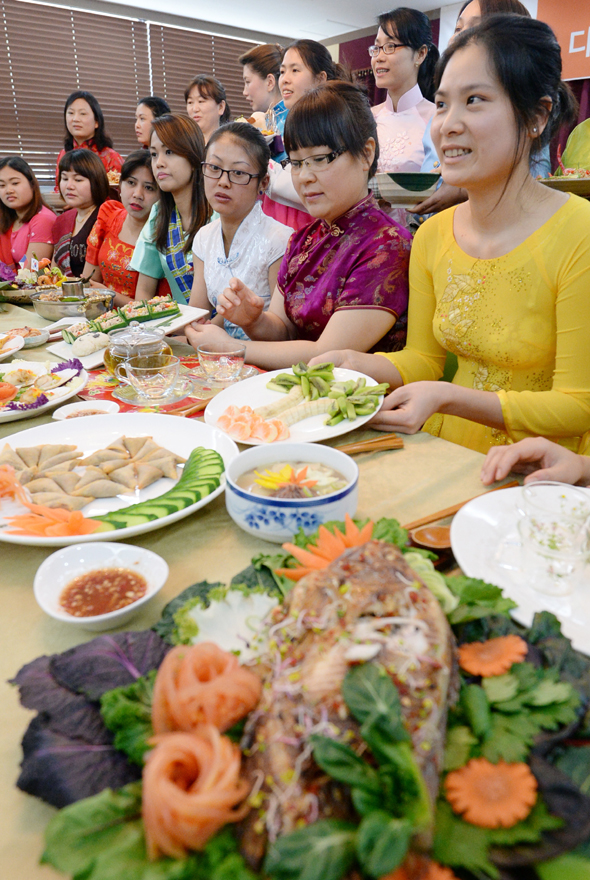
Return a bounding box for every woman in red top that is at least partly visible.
[54,91,123,190]
[83,150,166,305]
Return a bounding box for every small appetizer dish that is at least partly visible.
[33,542,169,630]
[225,441,359,542]
[52,400,120,420]
[0,333,25,362]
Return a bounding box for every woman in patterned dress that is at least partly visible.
[83,150,167,306]
[370,8,439,174]
[186,82,411,369]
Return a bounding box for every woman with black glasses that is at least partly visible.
[370,7,439,173]
[188,122,292,339]
[186,82,411,369]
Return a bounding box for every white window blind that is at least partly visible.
[0,0,254,184]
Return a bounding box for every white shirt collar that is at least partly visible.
[383,83,424,114]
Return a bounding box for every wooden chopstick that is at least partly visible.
[335,433,404,455]
[401,480,520,531]
[169,399,210,417]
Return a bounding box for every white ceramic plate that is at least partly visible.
[205,368,384,445]
[46,304,209,369]
[0,334,25,362]
[0,413,239,546]
[451,486,590,655]
[0,359,88,423]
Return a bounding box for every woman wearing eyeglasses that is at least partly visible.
[131,114,210,303]
[186,82,411,369]
[188,123,292,339]
[370,8,439,173]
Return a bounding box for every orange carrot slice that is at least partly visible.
[281,542,329,569]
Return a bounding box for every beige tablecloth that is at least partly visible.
[0,308,506,876]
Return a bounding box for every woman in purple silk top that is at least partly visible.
[185,82,411,370]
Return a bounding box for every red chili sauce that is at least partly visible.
[59,567,147,617]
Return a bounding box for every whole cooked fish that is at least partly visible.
[240,540,457,867]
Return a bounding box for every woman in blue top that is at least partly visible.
[132,114,211,303]
[239,44,287,163]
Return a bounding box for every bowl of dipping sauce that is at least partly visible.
[52,400,120,420]
[225,442,359,543]
[33,542,168,630]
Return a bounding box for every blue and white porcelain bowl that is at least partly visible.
[225,442,359,544]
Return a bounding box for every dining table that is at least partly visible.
[0,300,518,877]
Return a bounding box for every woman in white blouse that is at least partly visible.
[189,123,291,340]
[370,8,439,173]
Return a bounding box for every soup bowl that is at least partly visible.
[225,442,359,543]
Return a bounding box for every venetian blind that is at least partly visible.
[0,0,253,185]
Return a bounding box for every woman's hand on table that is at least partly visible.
[369,381,447,433]
[217,278,264,330]
[481,437,590,486]
[185,321,233,350]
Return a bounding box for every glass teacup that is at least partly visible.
[517,481,590,596]
[115,353,180,400]
[197,342,246,382]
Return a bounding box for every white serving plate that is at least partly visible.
[0,360,88,423]
[0,334,25,362]
[0,413,238,546]
[451,486,590,655]
[46,303,209,369]
[205,368,384,445]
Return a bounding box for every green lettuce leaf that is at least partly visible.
[42,782,255,880]
[100,672,155,766]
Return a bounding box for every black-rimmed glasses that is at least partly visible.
[368,42,409,57]
[201,163,260,185]
[289,150,345,174]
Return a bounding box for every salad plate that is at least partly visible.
[46,303,209,369]
[0,413,238,546]
[451,486,590,654]
[205,367,384,445]
[0,359,88,423]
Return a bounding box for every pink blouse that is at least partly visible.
[0,206,55,269]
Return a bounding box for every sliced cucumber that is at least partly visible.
[94,447,224,530]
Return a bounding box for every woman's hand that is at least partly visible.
[369,381,447,433]
[185,321,233,351]
[481,438,590,486]
[217,278,264,330]
[413,182,468,215]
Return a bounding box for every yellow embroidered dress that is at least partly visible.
[380,196,590,453]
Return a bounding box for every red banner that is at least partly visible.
[537,0,590,81]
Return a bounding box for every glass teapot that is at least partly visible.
[103,320,173,377]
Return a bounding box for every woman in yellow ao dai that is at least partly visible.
[315,16,590,455]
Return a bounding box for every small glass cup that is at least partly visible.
[517,481,590,596]
[197,342,246,382]
[115,353,180,400]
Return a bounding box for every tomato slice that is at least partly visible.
[0,382,18,402]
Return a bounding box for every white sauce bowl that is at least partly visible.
[34,542,168,630]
